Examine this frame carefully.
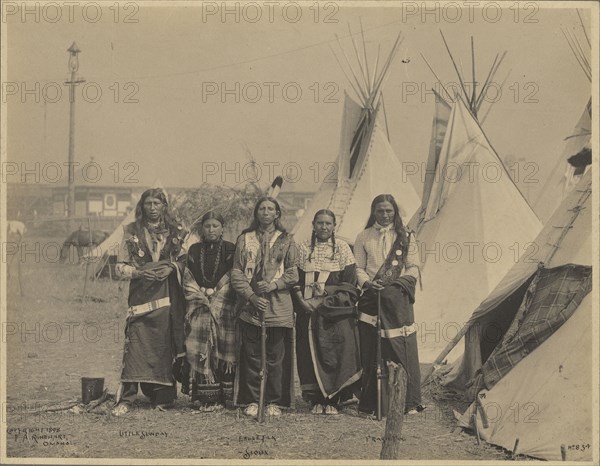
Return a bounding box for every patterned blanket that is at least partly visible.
[183,268,237,382]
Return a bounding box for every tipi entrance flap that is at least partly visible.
[473,264,592,394]
[468,291,593,461]
[420,90,452,212]
[428,167,593,462]
[466,168,592,326]
[337,92,365,183]
[434,169,592,387]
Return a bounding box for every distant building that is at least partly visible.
[276,179,317,231]
[6,165,135,232]
[6,182,53,220]
[50,185,133,218]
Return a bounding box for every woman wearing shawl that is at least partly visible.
[230,196,298,417]
[354,194,425,416]
[293,209,361,415]
[112,188,187,415]
[180,212,237,411]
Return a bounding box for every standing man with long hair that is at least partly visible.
[354,194,425,416]
[112,188,187,415]
[230,196,298,417]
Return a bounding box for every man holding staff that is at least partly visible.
[354,194,425,417]
[231,196,298,418]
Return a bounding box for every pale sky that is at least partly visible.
[4,2,593,201]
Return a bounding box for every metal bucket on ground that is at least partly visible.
[81,377,104,404]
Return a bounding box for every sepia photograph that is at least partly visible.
[1,1,598,463]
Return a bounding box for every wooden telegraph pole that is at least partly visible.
[65,42,85,232]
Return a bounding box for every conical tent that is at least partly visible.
[87,208,134,278]
[534,99,591,222]
[533,19,591,222]
[433,169,593,461]
[421,89,452,211]
[409,97,542,362]
[292,30,420,245]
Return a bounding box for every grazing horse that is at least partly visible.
[7,220,26,238]
[60,229,110,263]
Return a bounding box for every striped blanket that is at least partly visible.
[182,268,237,383]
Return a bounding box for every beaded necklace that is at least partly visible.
[199,238,223,285]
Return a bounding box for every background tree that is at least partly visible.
[170,182,263,242]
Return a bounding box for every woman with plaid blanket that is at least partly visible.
[180,212,237,411]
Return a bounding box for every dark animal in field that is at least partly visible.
[60,229,110,263]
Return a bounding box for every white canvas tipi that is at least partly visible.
[533,20,591,222]
[410,38,542,362]
[436,168,593,461]
[292,30,420,245]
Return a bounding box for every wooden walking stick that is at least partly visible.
[256,176,283,423]
[81,218,93,302]
[376,290,383,421]
[256,228,270,424]
[257,305,267,423]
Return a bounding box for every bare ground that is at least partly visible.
[3,235,514,462]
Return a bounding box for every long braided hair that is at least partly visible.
[364,194,410,267]
[308,209,337,262]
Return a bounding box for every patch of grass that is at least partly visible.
[5,239,508,461]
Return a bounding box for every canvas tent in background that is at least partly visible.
[292,27,420,245]
[533,15,591,222]
[409,35,542,362]
[428,167,592,461]
[89,206,134,279]
[88,180,166,278]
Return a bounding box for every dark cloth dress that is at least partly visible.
[293,238,361,407]
[117,222,187,407]
[180,240,236,406]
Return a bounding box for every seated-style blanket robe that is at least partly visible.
[118,223,186,389]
